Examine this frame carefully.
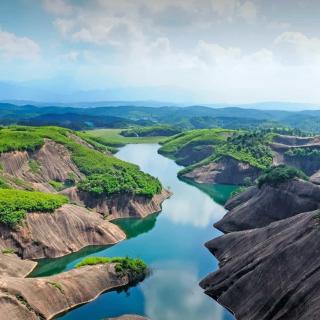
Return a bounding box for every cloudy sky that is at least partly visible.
[1,0,320,103]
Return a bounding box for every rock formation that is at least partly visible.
[0,263,136,320]
[201,177,320,320]
[201,210,320,320]
[216,178,320,233]
[0,204,126,259]
[63,188,172,220]
[182,156,261,185]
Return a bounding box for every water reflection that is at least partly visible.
[113,213,159,240]
[117,145,230,228]
[141,261,225,320]
[33,144,237,320]
[30,245,109,277]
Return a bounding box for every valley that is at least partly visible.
[0,119,319,319]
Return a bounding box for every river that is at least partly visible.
[31,144,236,320]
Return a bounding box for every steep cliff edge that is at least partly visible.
[201,171,320,320]
[0,253,37,277]
[182,156,261,185]
[200,210,320,320]
[0,140,84,192]
[216,178,320,233]
[63,187,172,220]
[0,204,126,260]
[0,263,140,320]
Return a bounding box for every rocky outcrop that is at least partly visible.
[63,188,172,220]
[272,134,320,146]
[283,155,320,176]
[216,178,320,233]
[183,156,261,185]
[0,204,126,259]
[270,134,320,175]
[200,210,320,320]
[0,253,37,277]
[0,140,84,192]
[0,263,133,320]
[174,143,213,166]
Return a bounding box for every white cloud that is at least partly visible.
[238,1,257,22]
[42,0,73,15]
[58,51,79,62]
[196,40,242,65]
[274,32,320,64]
[211,0,258,22]
[0,30,40,60]
[53,18,75,36]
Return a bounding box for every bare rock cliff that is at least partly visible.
[216,178,320,233]
[0,140,83,192]
[0,204,126,259]
[182,156,261,185]
[63,188,172,220]
[200,210,320,320]
[0,253,37,277]
[0,264,130,320]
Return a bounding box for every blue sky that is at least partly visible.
[1,0,320,103]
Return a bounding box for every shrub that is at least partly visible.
[257,165,308,188]
[47,281,64,294]
[1,248,16,254]
[0,189,68,228]
[29,160,40,173]
[49,180,65,191]
[76,256,148,280]
[0,126,162,198]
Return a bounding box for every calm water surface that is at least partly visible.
[31,144,236,320]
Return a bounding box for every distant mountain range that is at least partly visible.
[1,102,320,132]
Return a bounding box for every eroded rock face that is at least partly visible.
[182,156,261,185]
[0,204,126,259]
[0,253,37,277]
[200,210,320,320]
[0,140,84,192]
[216,178,320,233]
[63,188,172,220]
[0,264,130,320]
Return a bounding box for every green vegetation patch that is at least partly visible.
[47,281,65,294]
[49,180,65,191]
[0,126,162,198]
[76,256,148,280]
[29,160,40,173]
[86,128,168,148]
[0,189,68,228]
[121,125,181,138]
[285,147,320,158]
[216,131,274,169]
[0,127,44,153]
[1,247,16,254]
[159,128,234,158]
[257,165,308,188]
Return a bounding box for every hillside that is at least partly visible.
[160,128,320,185]
[0,126,169,259]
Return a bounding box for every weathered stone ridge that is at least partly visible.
[201,178,320,320]
[0,204,126,259]
[63,188,172,220]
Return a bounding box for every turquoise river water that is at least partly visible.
[31,144,236,320]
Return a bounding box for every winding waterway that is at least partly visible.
[31,144,236,320]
